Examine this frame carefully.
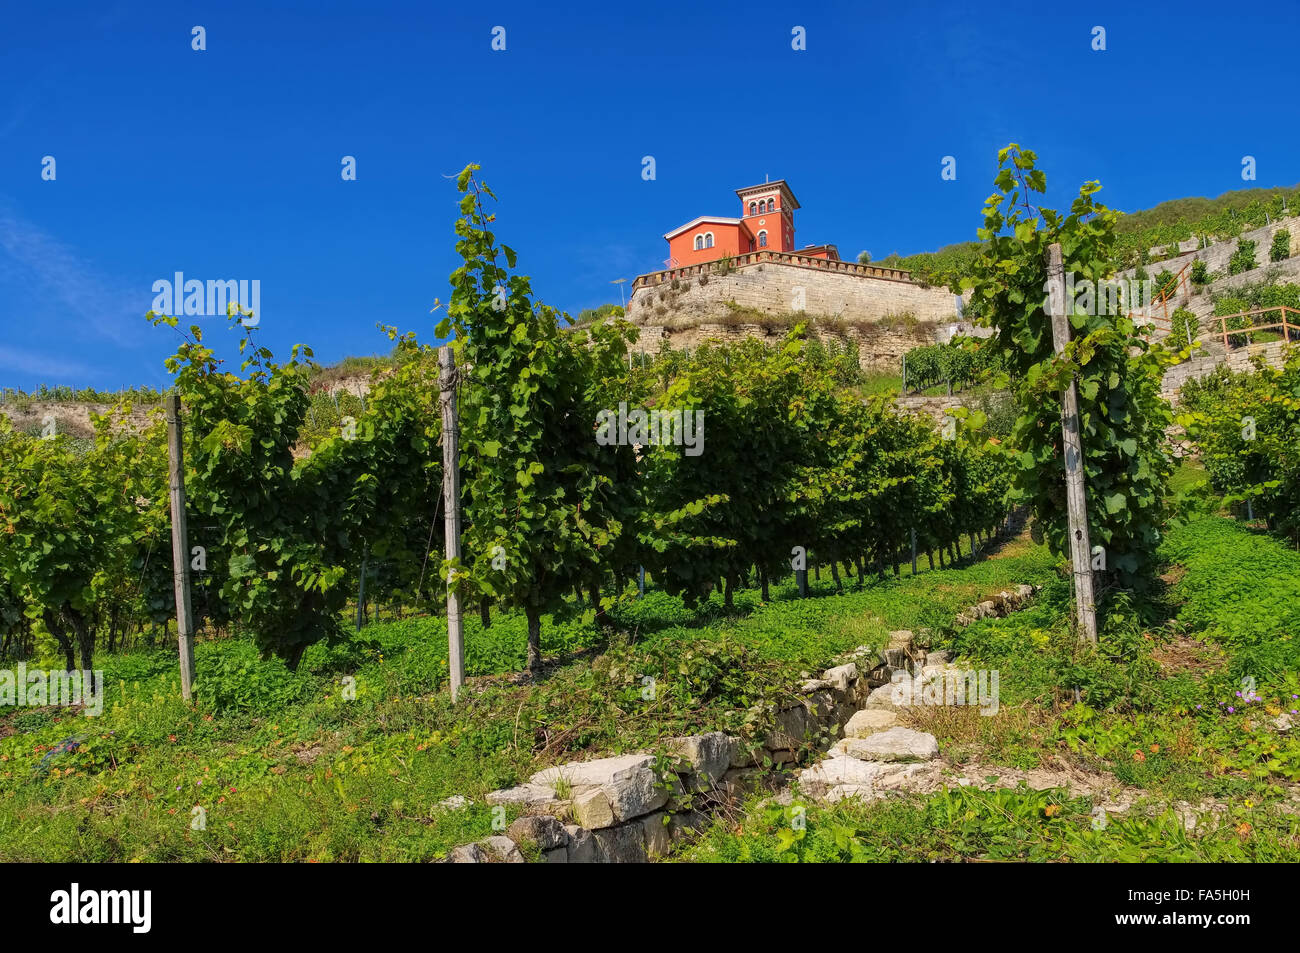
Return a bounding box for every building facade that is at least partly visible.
[662,180,839,268]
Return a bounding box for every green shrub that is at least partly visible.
[1270,228,1291,262]
[1228,239,1258,275]
[1170,307,1197,345]
[1153,269,1179,300]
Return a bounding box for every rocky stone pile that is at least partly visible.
[953,583,1038,626]
[444,584,1043,862]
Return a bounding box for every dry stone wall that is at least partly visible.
[630,260,962,326]
[625,259,963,371]
[0,400,159,439]
[1120,215,1300,285]
[443,583,1043,863]
[630,319,936,372]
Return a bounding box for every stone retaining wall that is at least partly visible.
[444,584,1041,863]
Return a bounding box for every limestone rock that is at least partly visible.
[573,788,616,829]
[879,645,911,672]
[888,630,914,650]
[641,812,671,858]
[765,702,813,751]
[564,824,598,863]
[666,731,733,785]
[797,754,880,798]
[863,679,909,711]
[821,662,858,693]
[531,754,668,822]
[507,814,568,850]
[843,708,899,738]
[591,822,647,863]
[436,794,471,811]
[842,726,939,761]
[480,835,526,863]
[443,842,488,863]
[825,783,875,803]
[485,783,566,813]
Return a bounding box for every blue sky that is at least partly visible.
[1,0,1298,390]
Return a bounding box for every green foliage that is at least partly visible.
[1190,258,1210,286]
[0,407,169,670]
[1228,239,1258,276]
[1270,228,1291,263]
[1153,269,1179,300]
[1113,184,1300,267]
[0,385,163,406]
[685,784,1300,862]
[442,165,643,669]
[903,336,1000,392]
[1170,307,1198,346]
[964,144,1177,596]
[573,303,625,325]
[1178,350,1300,545]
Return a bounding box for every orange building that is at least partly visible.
[662,179,839,268]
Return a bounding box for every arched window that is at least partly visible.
[767,198,775,213]
[749,202,757,216]
[705,232,715,248]
[757,230,768,248]
[694,234,704,250]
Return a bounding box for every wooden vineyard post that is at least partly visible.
[165,393,196,700]
[910,527,918,575]
[355,542,368,632]
[439,347,465,702]
[1046,243,1098,643]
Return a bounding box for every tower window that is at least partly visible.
[758,230,768,248]
[749,201,757,216]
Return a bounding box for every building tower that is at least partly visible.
[736,180,799,253]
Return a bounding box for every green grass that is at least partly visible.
[680,515,1300,862]
[0,536,1055,862]
[1169,459,1209,496]
[5,516,1296,862]
[682,785,1300,862]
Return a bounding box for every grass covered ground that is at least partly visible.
[0,535,1054,861]
[683,516,1300,862]
[2,516,1296,862]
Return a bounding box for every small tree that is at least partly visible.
[1229,239,1258,275]
[964,144,1176,598]
[443,165,643,672]
[1171,307,1198,347]
[1270,228,1291,263]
